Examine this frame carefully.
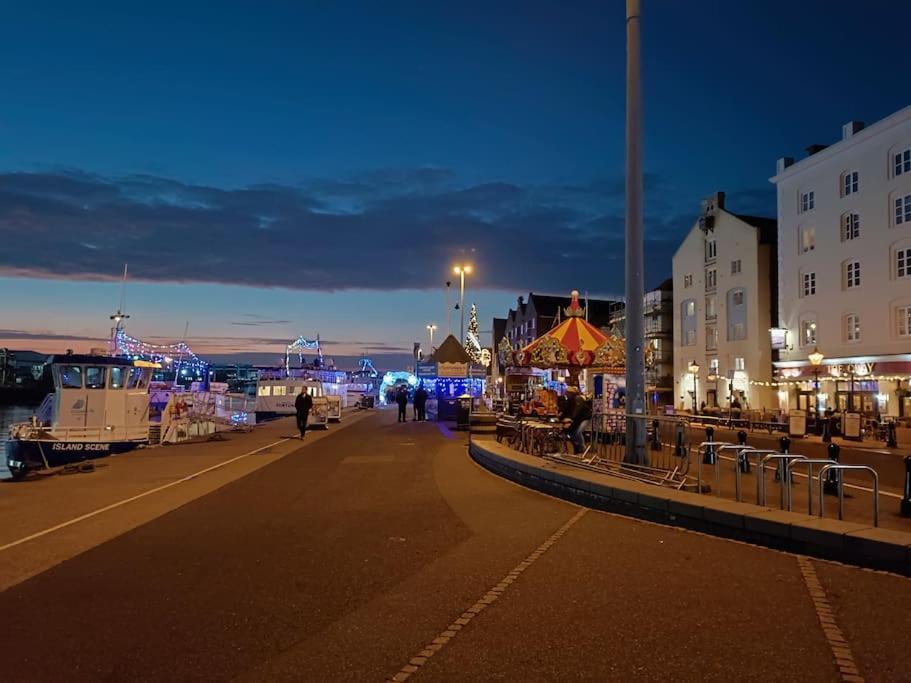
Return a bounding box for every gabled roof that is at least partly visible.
[429,334,472,364]
[734,213,777,245]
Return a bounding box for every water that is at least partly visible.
[0,404,35,480]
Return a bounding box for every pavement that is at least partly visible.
[1,408,910,680]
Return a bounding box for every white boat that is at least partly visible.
[255,378,329,428]
[5,355,158,480]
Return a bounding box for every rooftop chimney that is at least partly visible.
[806,144,828,157]
[842,120,865,140]
[776,157,795,174]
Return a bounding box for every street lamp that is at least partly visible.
[453,265,472,344]
[808,346,824,413]
[426,324,437,351]
[688,360,700,413]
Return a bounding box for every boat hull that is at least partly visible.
[5,438,144,478]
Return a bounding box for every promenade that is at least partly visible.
[1,409,909,680]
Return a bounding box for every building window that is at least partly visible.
[800,190,815,213]
[896,147,911,177]
[705,240,717,262]
[681,299,696,346]
[709,358,719,374]
[841,212,860,241]
[705,295,716,320]
[845,313,861,342]
[705,269,717,291]
[898,248,911,278]
[801,318,817,346]
[802,271,816,297]
[845,260,861,289]
[683,273,693,288]
[841,171,859,197]
[734,357,745,371]
[726,287,747,341]
[898,306,911,337]
[731,259,741,274]
[896,194,911,226]
[800,226,816,253]
[706,326,717,350]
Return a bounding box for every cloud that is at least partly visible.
[0,167,771,294]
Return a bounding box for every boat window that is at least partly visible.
[127,367,144,389]
[257,385,272,396]
[139,368,152,388]
[85,366,106,389]
[59,365,83,389]
[110,367,127,389]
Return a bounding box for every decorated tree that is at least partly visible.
[464,303,483,364]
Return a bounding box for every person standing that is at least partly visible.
[295,388,313,439]
[414,384,428,421]
[396,385,408,423]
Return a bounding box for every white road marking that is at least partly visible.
[0,437,292,554]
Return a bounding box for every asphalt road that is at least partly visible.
[1,410,909,681]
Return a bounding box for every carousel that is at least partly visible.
[500,290,625,389]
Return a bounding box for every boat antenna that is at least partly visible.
[110,263,130,355]
[173,321,189,388]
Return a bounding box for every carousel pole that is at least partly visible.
[624,0,647,466]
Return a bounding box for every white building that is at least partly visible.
[672,193,778,413]
[770,106,911,419]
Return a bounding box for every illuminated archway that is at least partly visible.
[379,371,418,405]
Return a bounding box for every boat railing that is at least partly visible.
[11,423,150,443]
[36,393,55,425]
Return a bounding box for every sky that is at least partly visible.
[1,0,910,369]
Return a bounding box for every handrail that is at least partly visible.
[817,464,879,527]
[759,454,807,508]
[696,441,730,494]
[787,459,837,514]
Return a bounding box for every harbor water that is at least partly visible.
[0,405,33,480]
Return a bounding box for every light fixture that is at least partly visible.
[808,347,824,366]
[688,360,700,375]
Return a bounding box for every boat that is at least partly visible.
[254,377,329,428]
[5,355,159,480]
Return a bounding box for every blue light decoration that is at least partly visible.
[423,377,484,398]
[285,335,322,376]
[113,329,209,376]
[379,371,418,404]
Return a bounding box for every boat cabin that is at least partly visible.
[255,378,329,426]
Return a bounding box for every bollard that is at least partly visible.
[822,415,832,443]
[675,423,685,457]
[737,430,750,473]
[887,420,898,449]
[775,436,791,481]
[650,419,661,451]
[824,442,840,496]
[704,426,716,464]
[901,455,911,517]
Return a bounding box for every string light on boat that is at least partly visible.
[113,329,209,375]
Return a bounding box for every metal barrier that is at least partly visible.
[727,449,780,503]
[817,464,879,527]
[696,441,731,494]
[759,454,807,508]
[786,459,837,515]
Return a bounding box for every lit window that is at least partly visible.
[842,171,858,196]
[800,191,815,213]
[801,319,817,346]
[899,306,911,337]
[686,300,695,316]
[896,148,911,177]
[734,357,745,371]
[683,273,693,288]
[273,385,287,396]
[896,194,911,226]
[709,358,719,373]
[60,365,83,389]
[842,213,860,241]
[845,260,861,289]
[846,314,861,342]
[731,259,741,274]
[800,226,815,253]
[85,366,106,389]
[802,271,816,297]
[257,385,272,396]
[110,367,126,389]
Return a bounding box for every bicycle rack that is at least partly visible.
[716,444,752,498]
[786,459,837,515]
[759,454,807,508]
[696,442,731,494]
[817,464,880,527]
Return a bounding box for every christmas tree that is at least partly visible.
[464,303,482,364]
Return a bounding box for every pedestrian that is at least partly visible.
[396,385,408,422]
[294,388,313,439]
[569,392,593,454]
[414,383,428,421]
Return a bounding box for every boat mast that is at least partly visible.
[109,263,130,356]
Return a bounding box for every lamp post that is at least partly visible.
[426,324,437,352]
[808,346,824,413]
[453,265,472,344]
[688,360,700,414]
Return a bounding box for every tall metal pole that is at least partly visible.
[459,271,466,344]
[446,282,452,337]
[624,0,646,465]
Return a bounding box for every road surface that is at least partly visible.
[1,410,909,681]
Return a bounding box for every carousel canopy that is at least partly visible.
[509,290,625,372]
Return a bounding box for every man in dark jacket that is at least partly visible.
[295,388,313,439]
[413,384,428,421]
[396,385,409,422]
[569,394,593,454]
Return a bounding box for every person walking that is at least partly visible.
[295,388,313,439]
[414,384,428,421]
[396,385,408,423]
